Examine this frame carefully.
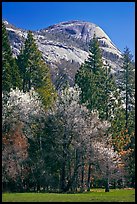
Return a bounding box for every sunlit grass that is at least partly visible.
[2,189,135,202]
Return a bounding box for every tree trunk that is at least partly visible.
[80,156,84,192]
[64,149,80,192]
[125,62,128,129]
[60,160,66,191]
[60,131,67,192]
[105,161,110,192]
[113,180,116,189]
[87,162,91,191]
[105,177,110,192]
[23,77,25,92]
[28,66,31,91]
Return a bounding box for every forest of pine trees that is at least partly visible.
[2,22,135,193]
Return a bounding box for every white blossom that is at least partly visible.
[2,88,45,138]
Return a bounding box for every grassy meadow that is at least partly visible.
[2,188,135,202]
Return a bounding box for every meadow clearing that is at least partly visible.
[2,188,135,202]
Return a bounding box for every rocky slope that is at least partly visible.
[4,20,123,86]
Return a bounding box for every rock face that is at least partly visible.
[4,20,123,86]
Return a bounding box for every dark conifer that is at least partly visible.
[2,22,22,92]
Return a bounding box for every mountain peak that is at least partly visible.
[58,20,95,25]
[41,19,111,44]
[3,19,18,30]
[4,19,123,86]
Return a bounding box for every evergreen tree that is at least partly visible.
[17,31,56,108]
[75,34,103,118]
[75,34,120,121]
[102,61,122,122]
[75,35,127,190]
[118,47,135,132]
[117,47,135,187]
[2,22,22,92]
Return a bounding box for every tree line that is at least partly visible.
[2,22,135,193]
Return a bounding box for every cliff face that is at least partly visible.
[4,20,123,86]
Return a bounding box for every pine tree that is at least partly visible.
[117,47,135,187]
[75,34,124,124]
[2,22,22,92]
[118,47,135,132]
[75,35,104,191]
[75,34,117,120]
[75,35,127,190]
[17,31,56,108]
[103,61,124,122]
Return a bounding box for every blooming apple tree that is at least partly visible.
[2,88,45,190]
[43,84,114,192]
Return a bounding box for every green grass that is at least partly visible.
[2,189,135,202]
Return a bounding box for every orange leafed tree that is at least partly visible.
[2,122,29,183]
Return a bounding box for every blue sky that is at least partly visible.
[2,2,135,58]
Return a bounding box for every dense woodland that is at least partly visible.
[2,22,135,193]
